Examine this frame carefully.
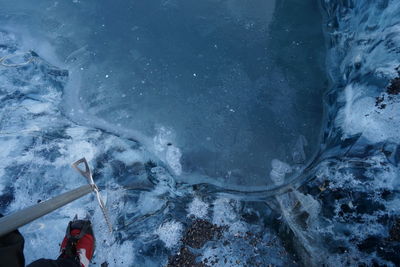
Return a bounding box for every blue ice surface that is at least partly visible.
[0,0,326,190]
[0,0,399,266]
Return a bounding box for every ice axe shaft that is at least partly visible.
[0,184,93,237]
[0,158,112,237]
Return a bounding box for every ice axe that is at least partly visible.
[0,158,113,237]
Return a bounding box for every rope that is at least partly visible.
[0,51,35,67]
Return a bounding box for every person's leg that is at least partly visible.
[0,228,25,267]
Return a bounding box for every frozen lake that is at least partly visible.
[0,0,326,189]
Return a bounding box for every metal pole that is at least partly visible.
[0,184,93,237]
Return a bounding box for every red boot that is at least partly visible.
[59,219,95,267]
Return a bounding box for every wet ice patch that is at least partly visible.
[155,220,183,249]
[187,197,209,219]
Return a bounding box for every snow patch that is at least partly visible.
[187,197,209,219]
[155,220,183,249]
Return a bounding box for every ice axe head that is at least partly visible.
[72,158,113,233]
[72,158,94,185]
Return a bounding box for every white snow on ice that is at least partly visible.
[154,220,183,249]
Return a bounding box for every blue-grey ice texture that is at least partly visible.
[0,0,399,266]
